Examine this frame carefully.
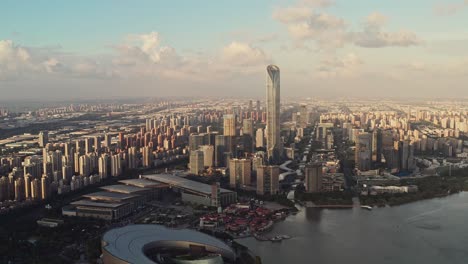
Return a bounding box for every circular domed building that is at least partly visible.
[101,225,236,264]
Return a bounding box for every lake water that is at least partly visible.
[238,193,468,264]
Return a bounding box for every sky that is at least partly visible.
[1,0,468,100]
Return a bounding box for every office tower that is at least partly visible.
[200,145,214,168]
[41,175,50,200]
[142,146,153,168]
[98,154,109,178]
[243,119,254,153]
[229,158,252,188]
[355,132,372,171]
[111,154,122,177]
[189,150,204,175]
[304,163,323,193]
[256,100,261,113]
[299,104,308,128]
[266,65,282,164]
[255,128,264,148]
[223,114,236,136]
[128,147,137,169]
[215,135,226,167]
[256,165,279,195]
[30,178,41,200]
[38,131,49,147]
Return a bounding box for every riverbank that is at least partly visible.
[296,174,468,208]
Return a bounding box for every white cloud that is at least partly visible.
[316,53,363,78]
[221,42,270,67]
[274,6,421,49]
[352,12,421,48]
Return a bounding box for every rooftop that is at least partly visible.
[71,199,128,209]
[143,174,233,196]
[83,191,140,202]
[100,184,151,194]
[102,225,235,264]
[119,178,166,188]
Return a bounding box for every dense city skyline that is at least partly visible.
[2,0,468,99]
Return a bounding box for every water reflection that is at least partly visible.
[304,207,322,222]
[238,193,468,264]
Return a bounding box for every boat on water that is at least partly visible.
[361,205,373,211]
[270,236,283,242]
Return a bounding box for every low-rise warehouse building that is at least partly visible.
[118,178,167,200]
[69,200,133,220]
[83,191,145,208]
[143,174,237,207]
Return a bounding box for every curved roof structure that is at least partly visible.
[101,225,236,264]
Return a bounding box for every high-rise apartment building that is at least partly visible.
[229,158,252,188]
[189,150,204,175]
[38,131,48,147]
[304,163,323,193]
[200,145,214,168]
[256,165,279,195]
[255,128,264,148]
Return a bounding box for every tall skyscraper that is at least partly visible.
[355,132,372,171]
[266,65,282,164]
[215,135,226,167]
[223,114,236,136]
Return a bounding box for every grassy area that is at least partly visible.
[361,175,468,207]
